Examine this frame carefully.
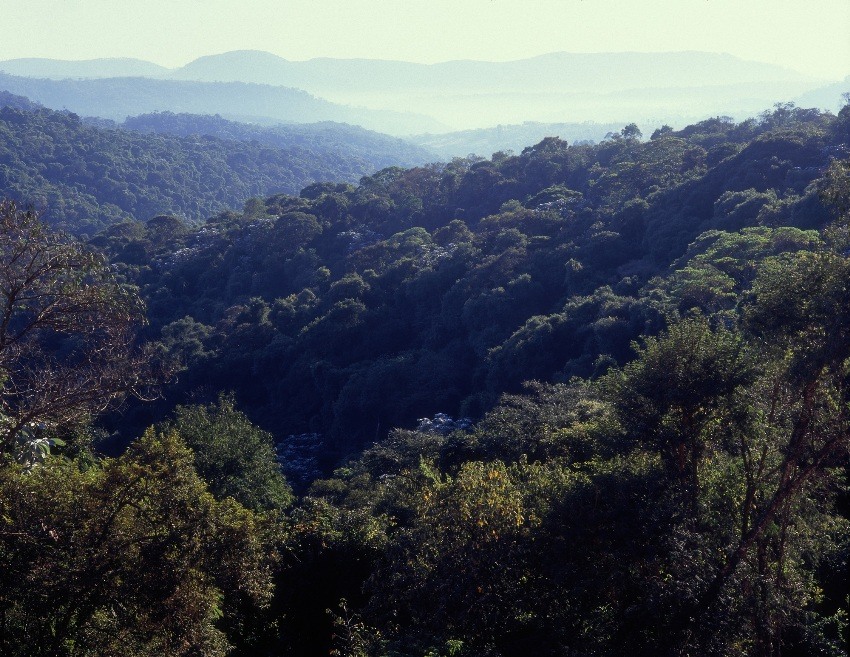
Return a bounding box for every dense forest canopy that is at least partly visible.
[0,96,849,657]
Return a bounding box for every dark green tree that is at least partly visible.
[166,396,294,512]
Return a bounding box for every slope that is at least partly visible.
[97,105,848,460]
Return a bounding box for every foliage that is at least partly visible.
[123,112,434,172]
[1,103,849,656]
[99,108,845,457]
[0,430,277,657]
[164,396,294,511]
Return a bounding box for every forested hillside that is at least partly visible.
[0,100,848,657]
[0,96,432,235]
[99,104,847,461]
[122,112,434,171]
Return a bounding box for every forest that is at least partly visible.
[0,93,431,236]
[0,95,849,657]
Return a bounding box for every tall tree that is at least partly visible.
[0,201,156,460]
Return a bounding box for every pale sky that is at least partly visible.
[2,0,848,80]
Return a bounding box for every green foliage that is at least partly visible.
[745,249,850,378]
[95,108,846,461]
[124,112,433,172]
[3,106,848,655]
[0,201,155,459]
[276,240,850,655]
[165,396,294,512]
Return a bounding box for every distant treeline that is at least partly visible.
[121,111,434,170]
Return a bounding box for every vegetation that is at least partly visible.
[0,200,156,461]
[101,104,845,458]
[0,95,430,236]
[122,112,434,171]
[0,100,848,656]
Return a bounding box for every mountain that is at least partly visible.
[171,50,814,94]
[168,50,824,129]
[0,73,447,135]
[0,57,169,79]
[0,51,827,133]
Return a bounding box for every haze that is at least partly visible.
[3,0,849,80]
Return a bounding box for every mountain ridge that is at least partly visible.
[168,49,820,93]
[0,56,169,79]
[0,72,446,134]
[0,50,840,134]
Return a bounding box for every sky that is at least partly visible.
[1,0,848,80]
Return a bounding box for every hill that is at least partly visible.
[1,51,830,132]
[169,50,825,129]
[0,89,41,111]
[794,75,850,112]
[171,50,814,95]
[0,98,433,235]
[122,111,435,169]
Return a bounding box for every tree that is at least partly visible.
[621,123,643,141]
[166,396,294,512]
[632,252,850,655]
[369,459,549,653]
[0,201,156,459]
[605,315,755,508]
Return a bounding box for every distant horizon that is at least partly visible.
[0,48,833,75]
[3,1,848,80]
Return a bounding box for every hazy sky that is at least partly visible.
[3,0,848,80]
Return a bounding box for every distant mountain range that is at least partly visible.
[0,73,447,135]
[0,50,815,91]
[0,51,844,134]
[171,50,817,97]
